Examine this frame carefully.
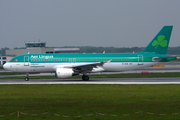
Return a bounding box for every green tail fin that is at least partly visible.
[142,26,173,54]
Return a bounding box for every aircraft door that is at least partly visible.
[138,55,143,65]
[24,56,29,66]
[69,58,76,64]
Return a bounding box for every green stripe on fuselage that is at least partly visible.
[9,53,176,63]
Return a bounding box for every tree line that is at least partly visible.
[63,46,180,55]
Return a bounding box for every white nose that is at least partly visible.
[3,63,9,70]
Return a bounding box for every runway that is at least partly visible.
[0,62,180,84]
[0,78,180,84]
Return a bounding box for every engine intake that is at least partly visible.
[55,68,74,78]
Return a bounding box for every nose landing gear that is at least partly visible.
[25,77,29,81]
[24,73,29,81]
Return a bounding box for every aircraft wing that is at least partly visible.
[71,62,104,68]
[64,59,111,68]
[64,60,111,73]
[53,60,111,73]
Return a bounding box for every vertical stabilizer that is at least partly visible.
[142,26,173,54]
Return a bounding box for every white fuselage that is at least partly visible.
[3,61,157,73]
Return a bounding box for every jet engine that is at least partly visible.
[55,68,74,78]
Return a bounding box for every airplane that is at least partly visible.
[3,26,177,81]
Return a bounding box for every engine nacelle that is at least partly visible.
[55,68,74,78]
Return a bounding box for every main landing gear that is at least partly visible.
[82,75,89,81]
[25,73,29,81]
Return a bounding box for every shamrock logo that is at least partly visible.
[152,35,168,49]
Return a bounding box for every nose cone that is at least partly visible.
[3,63,9,70]
[3,63,7,70]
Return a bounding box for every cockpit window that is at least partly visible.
[10,59,14,62]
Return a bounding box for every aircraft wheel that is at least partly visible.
[25,77,29,81]
[82,75,89,81]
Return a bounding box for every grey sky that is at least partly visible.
[0,0,180,49]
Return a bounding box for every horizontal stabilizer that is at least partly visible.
[152,56,176,61]
[176,57,180,59]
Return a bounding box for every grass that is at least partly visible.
[0,84,180,119]
[0,66,3,69]
[1,72,180,79]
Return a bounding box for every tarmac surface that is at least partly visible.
[0,78,180,84]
